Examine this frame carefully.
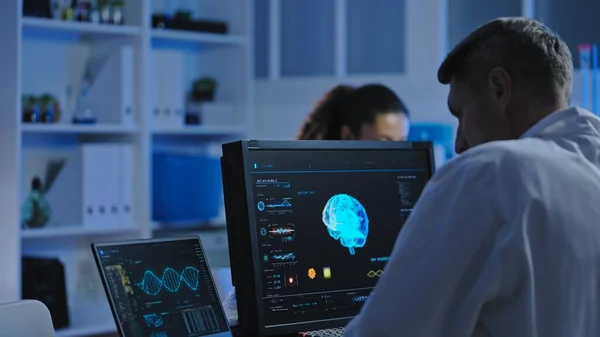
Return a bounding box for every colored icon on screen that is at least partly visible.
[323,267,332,279]
[308,268,316,280]
[286,275,297,287]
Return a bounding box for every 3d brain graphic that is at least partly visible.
[322,194,369,255]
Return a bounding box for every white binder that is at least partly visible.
[103,144,121,228]
[81,143,121,229]
[81,144,103,228]
[86,44,135,126]
[152,49,185,129]
[119,144,134,226]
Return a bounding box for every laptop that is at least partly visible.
[92,237,233,337]
[220,140,435,336]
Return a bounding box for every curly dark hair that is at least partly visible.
[297,84,409,140]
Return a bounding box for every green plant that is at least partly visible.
[22,95,37,110]
[193,77,217,92]
[39,93,54,107]
[174,10,192,20]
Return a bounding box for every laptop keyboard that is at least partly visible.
[300,327,345,337]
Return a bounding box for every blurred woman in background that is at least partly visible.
[297,83,410,141]
[223,83,410,323]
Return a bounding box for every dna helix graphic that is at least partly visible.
[366,270,384,278]
[137,266,200,296]
[272,252,296,261]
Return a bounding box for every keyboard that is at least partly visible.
[300,327,345,337]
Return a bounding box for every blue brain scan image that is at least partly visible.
[321,194,369,255]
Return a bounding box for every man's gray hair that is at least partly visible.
[438,17,573,103]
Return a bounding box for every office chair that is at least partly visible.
[0,300,55,336]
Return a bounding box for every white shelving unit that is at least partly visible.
[151,28,249,45]
[0,1,252,336]
[22,16,141,36]
[21,123,140,134]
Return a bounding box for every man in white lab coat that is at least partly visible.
[344,17,600,337]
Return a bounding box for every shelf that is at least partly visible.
[151,125,245,136]
[21,226,139,240]
[1,3,253,335]
[21,123,139,135]
[151,28,248,46]
[22,17,140,38]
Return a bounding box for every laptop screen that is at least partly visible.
[93,237,230,337]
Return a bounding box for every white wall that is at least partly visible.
[252,0,591,141]
[253,0,453,140]
[254,75,452,140]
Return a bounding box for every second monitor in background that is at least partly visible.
[221,140,435,336]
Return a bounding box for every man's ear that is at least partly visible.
[488,67,512,109]
[340,125,355,140]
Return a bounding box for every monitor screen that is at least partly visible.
[94,238,230,337]
[246,148,431,328]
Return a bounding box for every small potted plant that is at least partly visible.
[174,9,192,21]
[39,93,60,123]
[98,0,111,23]
[110,0,125,25]
[191,77,217,102]
[22,95,39,123]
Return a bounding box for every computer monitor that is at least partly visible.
[221,140,435,336]
[91,237,232,337]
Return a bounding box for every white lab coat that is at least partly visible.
[344,107,600,337]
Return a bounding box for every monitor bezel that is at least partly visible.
[91,236,232,337]
[235,140,436,335]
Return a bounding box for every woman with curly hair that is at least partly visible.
[297,83,410,141]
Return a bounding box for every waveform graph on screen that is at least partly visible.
[136,266,200,296]
[267,198,292,208]
[268,223,296,243]
[366,270,383,278]
[352,295,369,303]
[270,250,297,266]
[322,193,370,255]
[263,197,293,214]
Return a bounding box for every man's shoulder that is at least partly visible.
[439,139,546,182]
[442,141,516,172]
[451,139,548,168]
